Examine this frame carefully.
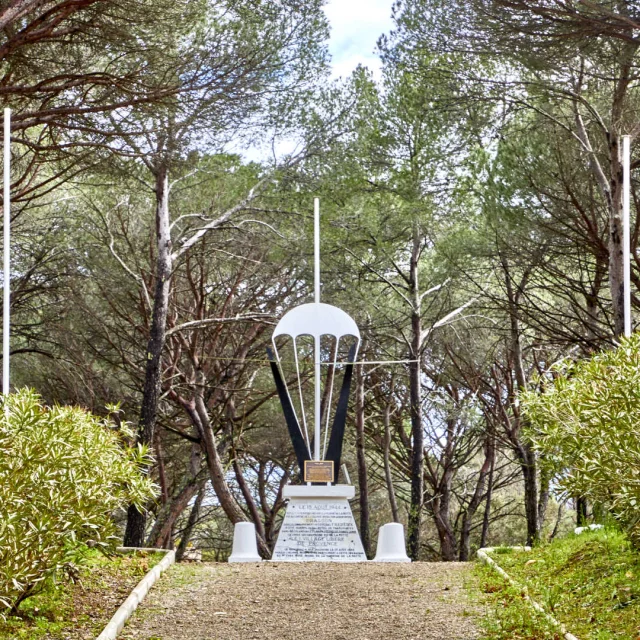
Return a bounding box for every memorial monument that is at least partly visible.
[268,198,367,562]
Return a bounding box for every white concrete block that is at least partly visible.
[373,523,411,563]
[574,523,603,535]
[282,484,355,499]
[228,522,262,563]
[181,549,202,562]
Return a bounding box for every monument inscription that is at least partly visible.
[304,460,334,483]
[272,497,367,562]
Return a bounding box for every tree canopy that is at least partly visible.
[2,0,640,566]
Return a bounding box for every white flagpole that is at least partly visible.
[623,135,631,337]
[3,108,10,397]
[313,197,321,460]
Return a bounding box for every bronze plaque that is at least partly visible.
[304,460,334,483]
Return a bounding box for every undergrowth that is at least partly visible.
[0,550,159,640]
[474,528,640,640]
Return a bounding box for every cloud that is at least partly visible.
[323,0,394,79]
[236,2,394,162]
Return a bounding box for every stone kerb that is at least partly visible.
[477,546,579,640]
[95,547,175,640]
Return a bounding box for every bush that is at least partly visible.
[0,389,156,614]
[522,335,640,545]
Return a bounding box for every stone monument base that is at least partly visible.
[272,485,367,562]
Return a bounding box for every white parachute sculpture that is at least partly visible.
[267,200,360,483]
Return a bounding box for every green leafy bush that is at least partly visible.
[0,389,156,614]
[522,335,640,545]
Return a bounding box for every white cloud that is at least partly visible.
[323,0,394,79]
[331,53,382,81]
[236,2,394,162]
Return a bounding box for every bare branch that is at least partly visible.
[166,313,275,337]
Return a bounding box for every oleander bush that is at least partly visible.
[522,334,640,546]
[0,389,156,615]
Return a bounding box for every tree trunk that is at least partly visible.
[176,485,206,562]
[576,496,588,526]
[518,442,540,546]
[432,473,457,561]
[609,133,626,337]
[572,36,636,338]
[538,462,551,533]
[479,444,495,549]
[383,401,399,523]
[124,162,172,547]
[407,222,424,561]
[155,431,170,505]
[503,257,540,545]
[232,455,267,542]
[192,381,271,558]
[146,442,202,548]
[549,503,563,541]
[607,43,636,337]
[459,438,494,561]
[355,362,370,557]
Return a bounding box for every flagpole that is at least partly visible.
[313,197,321,460]
[623,135,631,338]
[3,108,10,398]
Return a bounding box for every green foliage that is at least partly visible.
[0,550,161,639]
[522,335,640,545]
[477,528,640,639]
[0,390,156,615]
[474,571,558,639]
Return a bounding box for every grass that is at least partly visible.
[474,527,640,640]
[119,561,207,637]
[0,550,162,640]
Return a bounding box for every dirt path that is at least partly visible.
[120,562,484,640]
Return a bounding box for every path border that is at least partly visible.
[477,546,578,640]
[95,546,175,640]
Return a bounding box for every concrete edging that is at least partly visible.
[95,547,176,640]
[477,546,579,640]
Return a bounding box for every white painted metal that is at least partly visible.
[271,200,361,465]
[314,331,321,461]
[3,108,9,397]
[314,197,320,304]
[314,198,321,458]
[341,463,352,485]
[272,302,361,341]
[623,135,632,337]
[272,302,361,462]
[291,337,311,454]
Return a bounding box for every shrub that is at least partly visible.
[0,389,156,614]
[522,335,640,545]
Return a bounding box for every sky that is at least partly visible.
[323,0,395,79]
[237,1,395,161]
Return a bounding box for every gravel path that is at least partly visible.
[120,562,484,640]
